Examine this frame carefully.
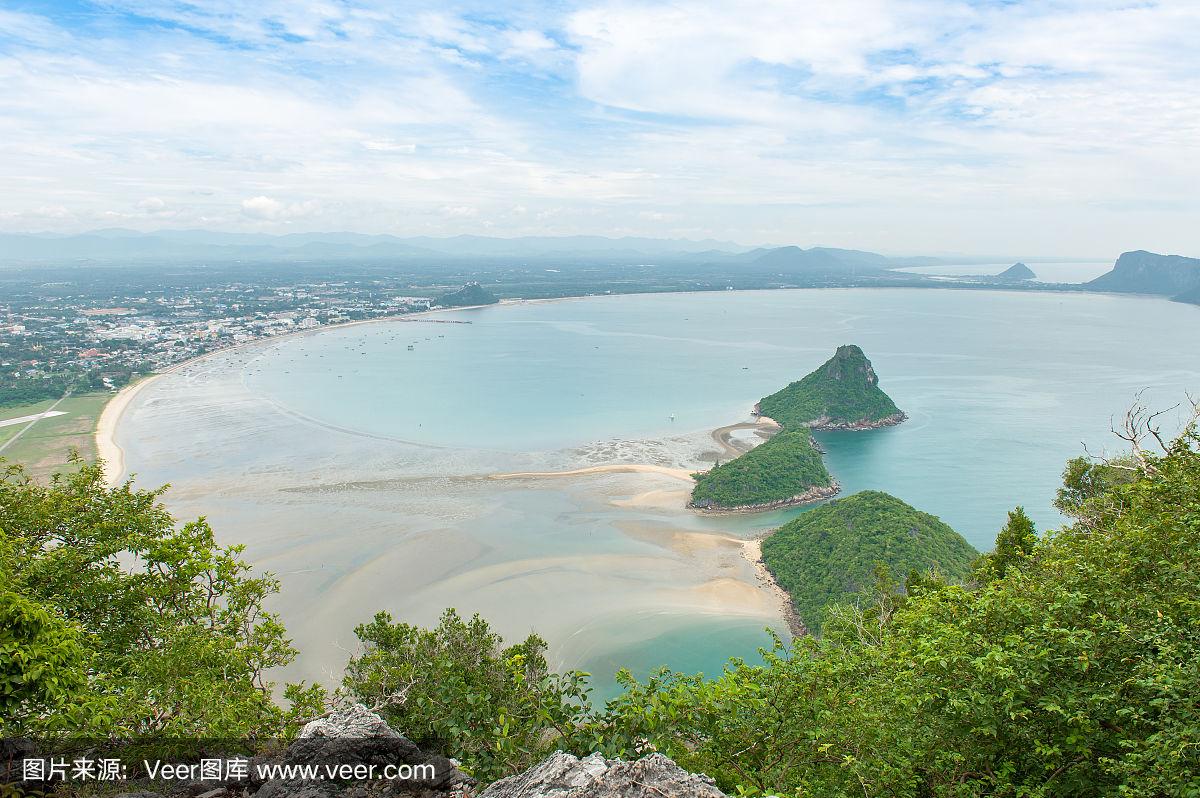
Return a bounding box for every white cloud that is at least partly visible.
[241,196,321,221]
[0,1,1196,254]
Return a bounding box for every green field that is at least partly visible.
[0,392,112,481]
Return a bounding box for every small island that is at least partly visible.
[994,262,1036,281]
[755,344,906,430]
[436,281,499,308]
[760,490,978,634]
[689,428,838,512]
[689,344,903,511]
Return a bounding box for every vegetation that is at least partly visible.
[0,458,295,737]
[757,344,902,428]
[604,413,1200,795]
[4,405,1199,797]
[436,281,499,307]
[341,609,597,783]
[690,428,832,509]
[760,490,977,632]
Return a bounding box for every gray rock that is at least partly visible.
[479,751,729,798]
[254,704,471,797]
[300,704,402,740]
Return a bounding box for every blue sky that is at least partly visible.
[1,0,1197,255]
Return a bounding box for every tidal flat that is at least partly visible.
[112,288,1200,697]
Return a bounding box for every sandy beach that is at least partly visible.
[94,373,162,486]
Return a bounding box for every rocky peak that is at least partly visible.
[480,751,730,798]
[824,344,877,387]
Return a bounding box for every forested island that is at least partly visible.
[760,490,978,633]
[690,345,904,510]
[689,429,837,511]
[756,344,906,429]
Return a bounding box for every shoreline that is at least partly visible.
[91,301,512,486]
[690,481,841,514]
[90,291,872,641]
[94,373,163,486]
[741,537,806,637]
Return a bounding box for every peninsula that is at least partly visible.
[760,490,978,633]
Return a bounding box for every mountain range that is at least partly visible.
[0,229,959,268]
[0,229,752,264]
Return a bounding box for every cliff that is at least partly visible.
[99,705,729,798]
[756,344,905,430]
[1087,250,1200,297]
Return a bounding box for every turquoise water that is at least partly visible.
[117,288,1200,695]
[241,288,1199,541]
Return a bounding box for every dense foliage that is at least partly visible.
[605,421,1200,796]
[761,490,978,632]
[0,457,295,737]
[0,367,135,408]
[757,344,901,427]
[690,428,832,509]
[342,609,597,783]
[4,410,1199,798]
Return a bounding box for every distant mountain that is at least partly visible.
[0,231,437,262]
[1087,250,1200,297]
[760,490,978,633]
[435,282,499,308]
[756,345,906,430]
[747,246,886,275]
[0,230,749,265]
[995,262,1036,281]
[402,234,749,258]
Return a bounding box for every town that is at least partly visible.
[0,266,484,408]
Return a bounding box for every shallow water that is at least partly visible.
[117,288,1200,697]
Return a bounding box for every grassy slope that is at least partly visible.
[690,428,832,508]
[0,392,111,481]
[761,490,978,632]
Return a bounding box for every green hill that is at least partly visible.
[756,344,904,429]
[435,282,499,307]
[689,429,836,510]
[761,490,977,632]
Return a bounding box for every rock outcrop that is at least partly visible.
[480,751,729,798]
[102,710,734,798]
[108,705,471,798]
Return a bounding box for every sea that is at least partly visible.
[115,285,1200,701]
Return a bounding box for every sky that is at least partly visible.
[0,1,1197,256]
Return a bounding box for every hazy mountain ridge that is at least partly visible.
[0,230,752,264]
[0,229,961,269]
